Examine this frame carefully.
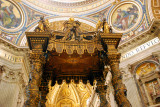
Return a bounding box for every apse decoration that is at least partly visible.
[136,62,157,76]
[136,62,160,105]
[0,0,21,29]
[110,1,142,33]
[46,81,92,107]
[146,80,160,103]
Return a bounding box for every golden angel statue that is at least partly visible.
[96,20,103,31]
[102,18,110,33]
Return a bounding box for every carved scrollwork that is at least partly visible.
[1,66,25,83]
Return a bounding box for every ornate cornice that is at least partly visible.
[118,20,160,54]
[25,32,51,36]
[101,33,122,49]
[139,70,160,83]
[0,38,29,52]
[0,39,31,86]
[1,66,27,85]
[27,0,98,7]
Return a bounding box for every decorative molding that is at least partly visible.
[120,65,133,81]
[46,81,92,107]
[118,20,160,55]
[1,66,26,85]
[22,0,114,14]
[0,39,29,51]
[121,37,160,61]
[151,0,160,19]
[0,39,31,89]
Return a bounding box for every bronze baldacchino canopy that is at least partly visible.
[25,17,131,107]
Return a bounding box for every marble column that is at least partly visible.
[108,53,131,107]
[25,53,45,107]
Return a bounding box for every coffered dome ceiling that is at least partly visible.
[23,0,112,15]
[51,0,88,3]
[40,0,97,5]
[0,0,159,47]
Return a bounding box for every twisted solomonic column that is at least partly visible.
[108,53,131,107]
[25,53,45,107]
[96,79,111,107]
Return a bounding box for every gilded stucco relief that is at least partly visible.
[46,81,92,107]
[151,0,160,19]
[136,62,157,76]
[24,0,111,14]
[0,1,159,107]
[146,80,160,103]
[136,61,160,105]
[0,0,152,47]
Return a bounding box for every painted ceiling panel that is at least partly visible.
[0,0,156,47]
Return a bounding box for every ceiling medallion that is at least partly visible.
[0,0,24,32]
[51,0,87,3]
[109,1,143,33]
